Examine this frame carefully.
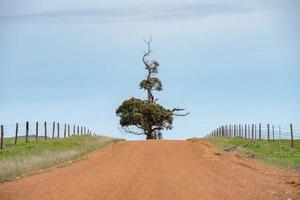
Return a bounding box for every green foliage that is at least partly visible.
[139,77,162,91]
[116,98,173,134]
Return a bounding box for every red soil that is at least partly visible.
[0,140,299,200]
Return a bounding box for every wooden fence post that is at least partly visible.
[221,126,224,136]
[44,122,47,140]
[267,124,270,141]
[234,124,237,137]
[36,121,39,141]
[255,124,257,139]
[279,125,281,140]
[251,124,254,140]
[241,124,243,137]
[1,125,4,149]
[290,123,294,148]
[73,125,75,135]
[68,124,70,137]
[244,124,247,138]
[52,122,55,139]
[15,123,19,145]
[26,121,29,142]
[272,125,274,142]
[259,123,261,139]
[248,125,250,138]
[64,124,66,138]
[57,123,60,138]
[227,125,229,137]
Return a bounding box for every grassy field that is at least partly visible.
[0,135,122,182]
[200,137,300,170]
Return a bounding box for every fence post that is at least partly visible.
[57,123,60,138]
[68,124,70,137]
[235,124,237,137]
[73,125,75,135]
[26,121,29,142]
[255,124,257,139]
[279,125,281,140]
[81,127,83,135]
[1,125,4,149]
[36,121,39,141]
[272,125,274,142]
[251,124,254,140]
[15,123,19,145]
[248,125,250,138]
[267,124,270,141]
[221,126,224,137]
[52,122,55,139]
[290,123,294,148]
[44,122,47,140]
[64,124,66,138]
[241,124,243,137]
[244,124,247,138]
[259,123,261,139]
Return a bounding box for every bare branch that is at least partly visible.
[127,130,145,135]
[143,36,152,52]
[171,108,189,117]
[173,112,190,117]
[142,36,153,69]
[151,127,161,132]
[134,124,143,129]
[171,108,185,113]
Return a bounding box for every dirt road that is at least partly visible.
[0,140,299,200]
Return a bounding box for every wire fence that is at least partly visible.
[0,121,95,149]
[206,123,300,147]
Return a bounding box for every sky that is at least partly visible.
[0,0,299,140]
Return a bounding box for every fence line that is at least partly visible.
[207,123,299,147]
[0,121,95,149]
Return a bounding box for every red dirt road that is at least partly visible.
[0,140,299,200]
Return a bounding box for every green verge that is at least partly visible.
[0,135,123,182]
[197,137,300,170]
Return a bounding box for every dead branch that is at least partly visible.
[122,127,145,135]
[142,37,153,69]
[171,108,189,117]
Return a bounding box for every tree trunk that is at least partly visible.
[146,134,154,140]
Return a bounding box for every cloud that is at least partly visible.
[0,1,254,23]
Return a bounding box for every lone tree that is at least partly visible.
[116,37,188,139]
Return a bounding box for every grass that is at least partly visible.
[200,137,300,170]
[0,135,123,182]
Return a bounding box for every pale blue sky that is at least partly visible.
[0,0,299,140]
